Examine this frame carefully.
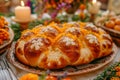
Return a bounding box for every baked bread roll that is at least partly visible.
[15,22,113,69]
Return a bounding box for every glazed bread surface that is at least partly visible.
[15,22,113,69]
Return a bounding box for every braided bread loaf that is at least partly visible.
[15,22,113,69]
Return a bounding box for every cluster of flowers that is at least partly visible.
[111,66,120,80]
[35,0,88,19]
[19,70,72,80]
[0,16,9,44]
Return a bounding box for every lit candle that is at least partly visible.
[93,0,96,4]
[88,0,101,14]
[15,1,31,21]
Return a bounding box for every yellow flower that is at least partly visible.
[19,73,39,80]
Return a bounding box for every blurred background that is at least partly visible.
[0,0,110,14]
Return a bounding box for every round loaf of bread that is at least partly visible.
[15,22,113,69]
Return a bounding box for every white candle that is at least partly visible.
[88,0,101,14]
[15,1,31,21]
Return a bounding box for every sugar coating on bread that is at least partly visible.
[15,22,113,69]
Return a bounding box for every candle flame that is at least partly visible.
[92,0,96,4]
[21,1,24,6]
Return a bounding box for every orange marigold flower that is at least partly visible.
[80,4,86,11]
[0,29,9,40]
[62,77,72,80]
[110,77,120,80]
[116,72,120,76]
[115,67,120,71]
[0,16,8,28]
[19,73,39,80]
[45,75,57,80]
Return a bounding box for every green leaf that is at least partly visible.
[72,15,80,21]
[39,72,47,80]
[0,12,14,17]
[28,20,44,29]
[94,62,120,80]
[10,23,21,41]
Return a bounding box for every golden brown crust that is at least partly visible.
[15,41,29,65]
[15,22,113,69]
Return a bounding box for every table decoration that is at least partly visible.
[19,73,39,80]
[88,0,101,22]
[14,1,31,21]
[0,16,14,55]
[10,21,39,42]
[19,72,72,80]
[0,12,14,17]
[10,23,21,41]
[34,0,93,23]
[94,62,120,80]
[95,11,120,46]
[12,0,35,30]
[0,27,14,54]
[12,17,34,30]
[88,0,101,14]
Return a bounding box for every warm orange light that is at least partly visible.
[21,1,24,7]
[92,0,96,4]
